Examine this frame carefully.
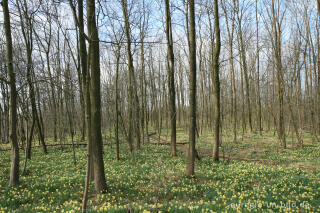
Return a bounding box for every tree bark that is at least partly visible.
[271,0,286,148]
[256,0,262,135]
[222,0,237,143]
[164,0,177,157]
[122,0,136,155]
[115,45,121,161]
[186,0,196,176]
[237,12,253,133]
[212,0,221,162]
[2,0,19,186]
[87,0,107,193]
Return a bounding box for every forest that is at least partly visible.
[0,0,320,212]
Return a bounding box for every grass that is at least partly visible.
[0,130,320,212]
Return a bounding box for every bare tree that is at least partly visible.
[222,0,237,143]
[16,0,48,156]
[122,0,134,155]
[264,0,286,148]
[164,0,177,156]
[186,0,196,176]
[87,0,108,193]
[256,0,262,135]
[2,0,19,186]
[236,0,253,133]
[212,0,221,161]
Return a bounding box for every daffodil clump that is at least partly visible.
[0,141,320,212]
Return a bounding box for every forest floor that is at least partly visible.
[1,130,320,212]
[172,129,320,172]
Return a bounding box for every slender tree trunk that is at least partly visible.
[165,0,177,157]
[186,0,196,176]
[144,57,150,144]
[122,0,137,155]
[115,45,121,161]
[237,36,246,138]
[25,118,35,159]
[271,0,286,148]
[212,0,221,162]
[157,61,162,144]
[230,39,237,143]
[222,0,237,143]
[256,0,262,135]
[47,53,58,142]
[22,123,31,174]
[82,141,91,213]
[238,18,253,133]
[16,0,48,155]
[65,62,77,166]
[77,48,86,142]
[140,33,145,146]
[286,90,303,147]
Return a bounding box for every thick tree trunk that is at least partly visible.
[69,0,94,182]
[2,0,19,186]
[87,0,107,193]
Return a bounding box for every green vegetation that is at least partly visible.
[1,132,320,212]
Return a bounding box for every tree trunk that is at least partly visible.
[186,0,196,177]
[222,0,237,143]
[165,0,177,157]
[122,0,137,155]
[69,0,94,182]
[271,0,286,148]
[212,0,221,162]
[2,0,19,186]
[238,16,253,133]
[256,0,262,135]
[115,45,121,161]
[87,0,107,193]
